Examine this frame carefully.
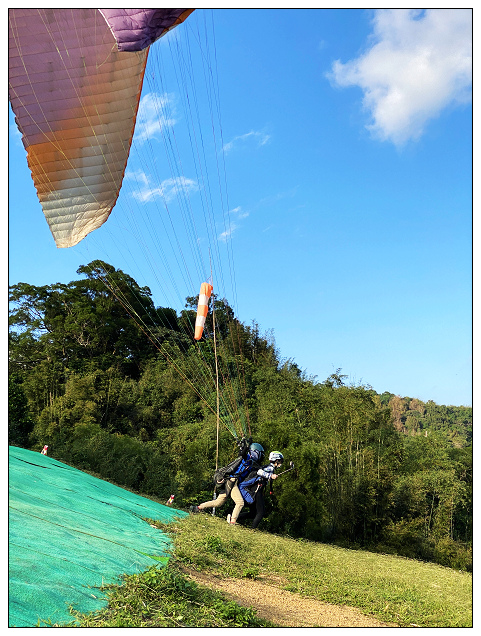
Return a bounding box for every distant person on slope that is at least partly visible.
[236,451,284,529]
[190,439,265,524]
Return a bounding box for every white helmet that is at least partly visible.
[269,451,284,463]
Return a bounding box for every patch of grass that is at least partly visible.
[171,515,472,628]
[66,562,273,627]
[242,566,260,579]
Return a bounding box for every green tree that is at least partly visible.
[9,262,472,570]
[9,261,162,381]
[8,374,35,447]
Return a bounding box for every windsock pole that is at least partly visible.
[210,266,220,516]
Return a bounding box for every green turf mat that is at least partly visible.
[9,446,187,627]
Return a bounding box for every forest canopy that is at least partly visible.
[9,261,472,571]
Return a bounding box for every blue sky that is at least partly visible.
[8,8,472,406]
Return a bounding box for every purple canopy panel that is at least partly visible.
[99,9,194,52]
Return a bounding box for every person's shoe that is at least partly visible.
[189,505,200,514]
[226,513,231,524]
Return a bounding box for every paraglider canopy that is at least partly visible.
[8,8,193,248]
[100,9,193,51]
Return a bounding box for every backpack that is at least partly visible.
[213,457,243,487]
[213,451,262,487]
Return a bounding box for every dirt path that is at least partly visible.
[181,567,398,628]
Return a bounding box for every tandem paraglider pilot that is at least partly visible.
[190,438,265,524]
[237,451,286,529]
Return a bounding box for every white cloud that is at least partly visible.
[217,206,249,241]
[218,223,238,242]
[329,9,472,145]
[222,130,270,154]
[125,170,197,203]
[134,92,177,144]
[229,205,249,220]
[125,169,149,188]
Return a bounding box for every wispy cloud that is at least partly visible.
[125,170,197,203]
[134,92,177,144]
[218,223,238,242]
[258,187,298,207]
[328,9,472,145]
[229,205,249,220]
[217,206,249,242]
[222,130,271,154]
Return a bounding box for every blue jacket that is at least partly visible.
[239,463,274,504]
[232,451,260,481]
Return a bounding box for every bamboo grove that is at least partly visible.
[9,261,472,571]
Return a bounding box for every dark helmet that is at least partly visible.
[249,442,264,462]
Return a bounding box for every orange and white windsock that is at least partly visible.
[194,282,213,340]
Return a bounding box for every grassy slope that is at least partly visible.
[170,515,472,628]
[72,513,471,628]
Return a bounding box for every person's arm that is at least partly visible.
[257,465,273,480]
[236,437,252,459]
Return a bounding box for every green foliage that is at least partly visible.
[9,261,472,571]
[432,537,472,571]
[8,373,35,447]
[242,566,260,579]
[68,562,272,627]
[387,394,472,445]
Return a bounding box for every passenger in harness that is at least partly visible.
[190,439,264,524]
[237,451,284,529]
